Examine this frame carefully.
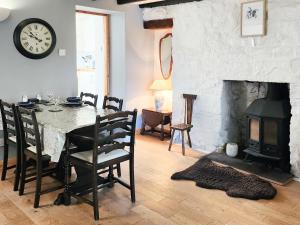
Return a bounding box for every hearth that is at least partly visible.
[244,83,291,172]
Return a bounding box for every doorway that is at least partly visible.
[76,10,110,107]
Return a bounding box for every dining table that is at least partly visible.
[33,103,115,205]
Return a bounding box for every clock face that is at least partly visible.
[20,23,53,55]
[14,18,56,59]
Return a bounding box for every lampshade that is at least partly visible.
[0,8,10,22]
[149,79,172,91]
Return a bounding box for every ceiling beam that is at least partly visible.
[143,18,173,29]
[139,0,203,8]
[117,0,164,5]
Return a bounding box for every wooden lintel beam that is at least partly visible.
[117,0,162,4]
[139,0,203,8]
[143,18,173,29]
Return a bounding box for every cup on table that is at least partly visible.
[22,95,28,102]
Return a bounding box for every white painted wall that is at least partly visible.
[143,0,300,177]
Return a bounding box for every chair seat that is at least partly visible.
[171,123,193,130]
[71,149,129,164]
[8,136,17,143]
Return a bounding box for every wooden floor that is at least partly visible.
[1,135,300,225]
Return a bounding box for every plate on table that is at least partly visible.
[66,97,81,103]
[18,101,35,109]
[62,101,83,107]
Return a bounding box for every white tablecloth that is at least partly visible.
[35,105,112,162]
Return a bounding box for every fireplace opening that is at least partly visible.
[221,81,291,173]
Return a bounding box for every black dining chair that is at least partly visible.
[18,107,64,208]
[0,100,22,191]
[102,95,123,112]
[69,95,124,176]
[80,92,98,107]
[64,109,137,220]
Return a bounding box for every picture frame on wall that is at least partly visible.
[241,0,267,37]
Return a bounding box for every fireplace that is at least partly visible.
[244,83,291,172]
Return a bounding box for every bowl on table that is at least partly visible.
[66,97,81,103]
[28,98,39,103]
[18,101,35,109]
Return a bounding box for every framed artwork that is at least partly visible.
[241,0,267,37]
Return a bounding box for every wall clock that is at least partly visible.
[13,18,56,59]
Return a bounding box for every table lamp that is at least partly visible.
[150,79,172,111]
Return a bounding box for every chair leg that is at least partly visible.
[1,144,9,181]
[13,145,21,191]
[93,168,99,220]
[168,129,175,151]
[129,158,136,203]
[19,155,27,196]
[63,139,71,206]
[117,163,121,177]
[13,161,21,191]
[181,131,185,156]
[34,160,42,208]
[108,166,114,188]
[187,130,192,148]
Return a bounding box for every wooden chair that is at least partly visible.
[68,95,124,175]
[102,95,123,112]
[65,109,137,220]
[18,107,63,208]
[168,94,197,155]
[0,100,22,191]
[80,92,98,107]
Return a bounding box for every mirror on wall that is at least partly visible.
[159,33,173,80]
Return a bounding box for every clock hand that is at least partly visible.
[29,31,43,42]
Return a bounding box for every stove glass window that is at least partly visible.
[250,118,259,142]
[264,119,278,145]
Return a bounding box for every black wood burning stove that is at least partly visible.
[244,83,291,172]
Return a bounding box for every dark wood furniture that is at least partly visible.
[102,95,123,112]
[140,108,172,141]
[80,92,98,107]
[69,95,124,177]
[0,100,21,191]
[168,94,197,155]
[64,110,137,220]
[18,107,64,208]
[143,18,173,29]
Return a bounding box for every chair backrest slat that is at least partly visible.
[102,95,123,112]
[80,92,98,107]
[7,128,16,136]
[18,107,42,156]
[97,142,126,155]
[183,94,197,125]
[19,116,35,126]
[0,100,20,144]
[3,109,14,117]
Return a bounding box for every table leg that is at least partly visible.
[160,123,165,141]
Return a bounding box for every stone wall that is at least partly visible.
[143,0,300,177]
